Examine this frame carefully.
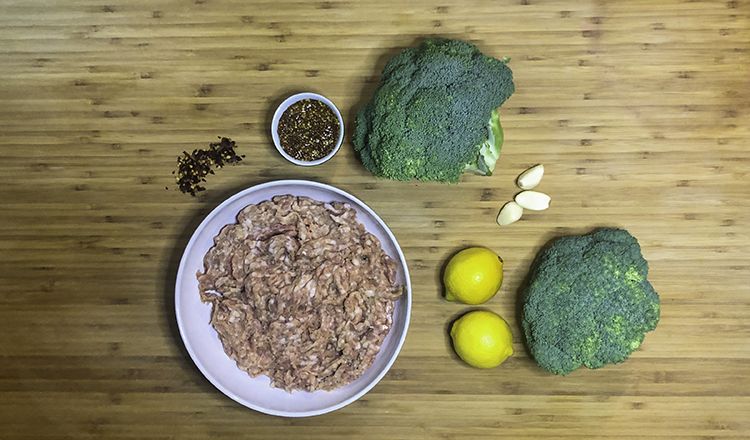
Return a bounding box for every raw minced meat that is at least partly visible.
[197,195,404,392]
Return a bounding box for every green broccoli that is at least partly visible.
[353,38,514,183]
[521,228,661,376]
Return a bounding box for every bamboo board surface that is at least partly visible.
[1,0,749,438]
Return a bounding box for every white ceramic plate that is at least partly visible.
[175,180,412,417]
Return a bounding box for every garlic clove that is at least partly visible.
[517,164,544,190]
[515,191,551,211]
[497,201,524,226]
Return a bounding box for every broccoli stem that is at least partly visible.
[464,108,504,176]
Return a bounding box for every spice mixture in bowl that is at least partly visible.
[271,93,344,166]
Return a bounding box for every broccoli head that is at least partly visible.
[521,228,660,375]
[353,38,514,183]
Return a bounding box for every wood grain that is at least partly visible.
[1,0,749,438]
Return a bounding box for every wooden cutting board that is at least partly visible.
[1,0,748,438]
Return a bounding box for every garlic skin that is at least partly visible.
[515,191,551,211]
[497,201,524,226]
[517,164,544,190]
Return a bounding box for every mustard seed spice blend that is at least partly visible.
[277,99,340,162]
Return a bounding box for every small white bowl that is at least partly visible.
[175,180,411,417]
[271,93,344,166]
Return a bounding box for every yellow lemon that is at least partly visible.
[443,247,504,305]
[450,310,514,369]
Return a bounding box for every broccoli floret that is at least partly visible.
[353,38,515,183]
[521,228,661,376]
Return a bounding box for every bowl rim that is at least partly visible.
[271,93,345,166]
[174,179,411,417]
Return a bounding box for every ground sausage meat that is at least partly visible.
[197,195,404,392]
